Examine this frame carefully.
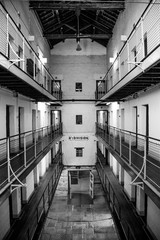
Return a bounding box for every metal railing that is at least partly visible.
[9,151,63,240]
[0,3,62,100]
[96,155,151,240]
[0,123,63,194]
[96,122,160,191]
[96,0,160,99]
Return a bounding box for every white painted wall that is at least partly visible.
[136,186,145,216]
[108,102,119,127]
[0,198,10,240]
[50,40,106,166]
[119,88,160,139]
[106,0,150,70]
[147,197,160,240]
[11,188,22,218]
[112,156,119,177]
[50,40,106,100]
[62,103,96,134]
[0,90,51,140]
[51,39,106,57]
[3,0,50,64]
[62,133,97,166]
[37,102,51,128]
[62,103,97,165]
[124,170,135,201]
[22,170,34,203]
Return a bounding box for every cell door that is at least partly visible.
[6,105,15,153]
[143,104,149,153]
[32,109,36,142]
[133,106,138,148]
[18,107,24,149]
[89,171,94,199]
[6,105,10,138]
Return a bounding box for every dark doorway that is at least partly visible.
[18,107,24,149]
[133,106,138,148]
[68,169,94,205]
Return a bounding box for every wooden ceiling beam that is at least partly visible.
[29,1,125,11]
[81,13,112,33]
[44,13,75,32]
[44,33,111,39]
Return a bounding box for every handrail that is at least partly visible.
[4,124,61,139]
[0,3,62,99]
[96,122,160,191]
[0,2,53,81]
[96,0,159,99]
[96,156,151,240]
[96,122,160,143]
[0,123,63,194]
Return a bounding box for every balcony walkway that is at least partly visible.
[39,168,119,240]
[0,124,62,194]
[96,123,160,192]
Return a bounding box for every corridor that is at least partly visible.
[39,168,119,240]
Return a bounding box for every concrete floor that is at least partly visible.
[39,168,119,240]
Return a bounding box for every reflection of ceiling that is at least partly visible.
[29,0,125,48]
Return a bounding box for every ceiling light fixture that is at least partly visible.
[76,8,82,51]
[76,40,82,51]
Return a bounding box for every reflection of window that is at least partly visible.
[75,147,83,157]
[75,82,82,92]
[17,46,23,67]
[144,32,148,57]
[52,80,61,92]
[132,46,137,62]
[8,35,14,59]
[76,115,82,124]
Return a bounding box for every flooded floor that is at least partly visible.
[39,168,119,240]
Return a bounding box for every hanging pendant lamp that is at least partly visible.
[76,8,82,51]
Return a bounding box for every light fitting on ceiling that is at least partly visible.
[76,8,82,51]
[76,40,82,51]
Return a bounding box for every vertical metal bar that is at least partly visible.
[7,138,11,183]
[33,53,36,80]
[34,131,36,158]
[127,41,130,72]
[24,133,27,167]
[22,37,25,71]
[141,17,145,59]
[129,133,132,165]
[120,130,122,157]
[118,55,121,80]
[144,137,147,180]
[114,127,116,150]
[6,14,9,57]
[41,128,44,151]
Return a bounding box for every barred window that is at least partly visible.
[75,82,82,92]
[75,148,83,157]
[76,115,82,124]
[144,32,148,57]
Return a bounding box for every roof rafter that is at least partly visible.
[43,33,111,40]
[29,1,125,11]
[81,13,112,33]
[44,13,75,33]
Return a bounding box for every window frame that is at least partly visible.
[75,147,83,157]
[144,32,148,57]
[75,82,82,92]
[76,115,82,125]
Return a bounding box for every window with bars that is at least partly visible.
[75,147,83,157]
[75,82,82,92]
[132,46,137,62]
[144,32,148,57]
[76,115,82,124]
